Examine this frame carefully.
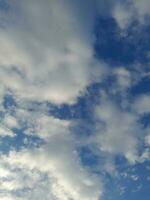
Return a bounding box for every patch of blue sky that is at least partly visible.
[49,82,102,119]
[0,94,45,153]
[102,158,150,200]
[140,114,150,128]
[78,146,100,169]
[118,162,150,200]
[130,76,150,96]
[94,16,150,66]
[3,94,17,110]
[0,128,44,154]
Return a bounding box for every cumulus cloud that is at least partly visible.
[2,0,149,105]
[0,0,106,105]
[94,94,143,164]
[112,0,150,29]
[112,2,133,29]
[113,67,132,91]
[134,94,150,115]
[0,130,102,200]
[0,1,149,199]
[0,2,105,199]
[0,100,102,200]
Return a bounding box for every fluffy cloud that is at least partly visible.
[0,0,106,105]
[94,94,142,164]
[0,1,149,199]
[112,2,132,29]
[112,0,150,29]
[0,6,104,199]
[113,67,132,91]
[0,101,102,200]
[134,94,150,115]
[0,1,149,104]
[0,107,19,137]
[0,128,102,200]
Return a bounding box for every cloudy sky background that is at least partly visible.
[0,0,150,200]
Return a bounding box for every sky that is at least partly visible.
[0,0,150,200]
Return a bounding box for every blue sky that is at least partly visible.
[0,0,150,200]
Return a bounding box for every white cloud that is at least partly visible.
[0,103,102,200]
[134,94,150,115]
[0,0,106,105]
[113,67,131,90]
[0,1,149,199]
[0,166,11,178]
[1,135,102,200]
[113,2,133,29]
[0,126,15,137]
[131,174,139,181]
[133,0,150,21]
[13,105,71,140]
[94,96,141,164]
[3,115,18,129]
[0,111,19,138]
[112,0,150,29]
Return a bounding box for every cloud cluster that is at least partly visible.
[0,0,107,105]
[95,96,140,163]
[0,115,102,200]
[0,1,150,200]
[112,0,150,29]
[0,1,103,199]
